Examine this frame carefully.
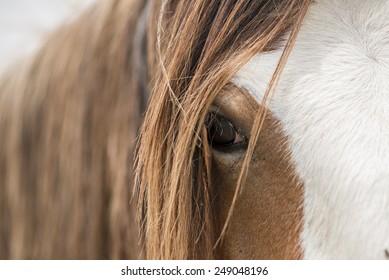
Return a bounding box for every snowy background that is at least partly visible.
[0,0,95,73]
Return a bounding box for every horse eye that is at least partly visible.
[206,114,247,150]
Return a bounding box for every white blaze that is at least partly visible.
[234,0,389,259]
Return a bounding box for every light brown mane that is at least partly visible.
[137,0,310,259]
[0,0,147,259]
[0,0,311,260]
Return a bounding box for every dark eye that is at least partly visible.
[206,114,247,151]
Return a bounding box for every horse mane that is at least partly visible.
[137,0,310,259]
[0,0,149,259]
[0,0,310,260]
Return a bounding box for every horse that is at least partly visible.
[1,0,389,260]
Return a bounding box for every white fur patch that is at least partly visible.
[234,0,389,259]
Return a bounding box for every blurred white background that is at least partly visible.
[0,0,95,73]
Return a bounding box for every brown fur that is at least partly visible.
[211,86,303,259]
[0,0,311,259]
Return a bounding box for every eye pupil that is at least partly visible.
[207,115,239,147]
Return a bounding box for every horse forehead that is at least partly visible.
[234,0,389,131]
[234,0,389,259]
[283,0,389,120]
[305,0,389,64]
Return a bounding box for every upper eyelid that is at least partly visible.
[208,104,223,116]
[209,83,255,138]
[206,111,245,138]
